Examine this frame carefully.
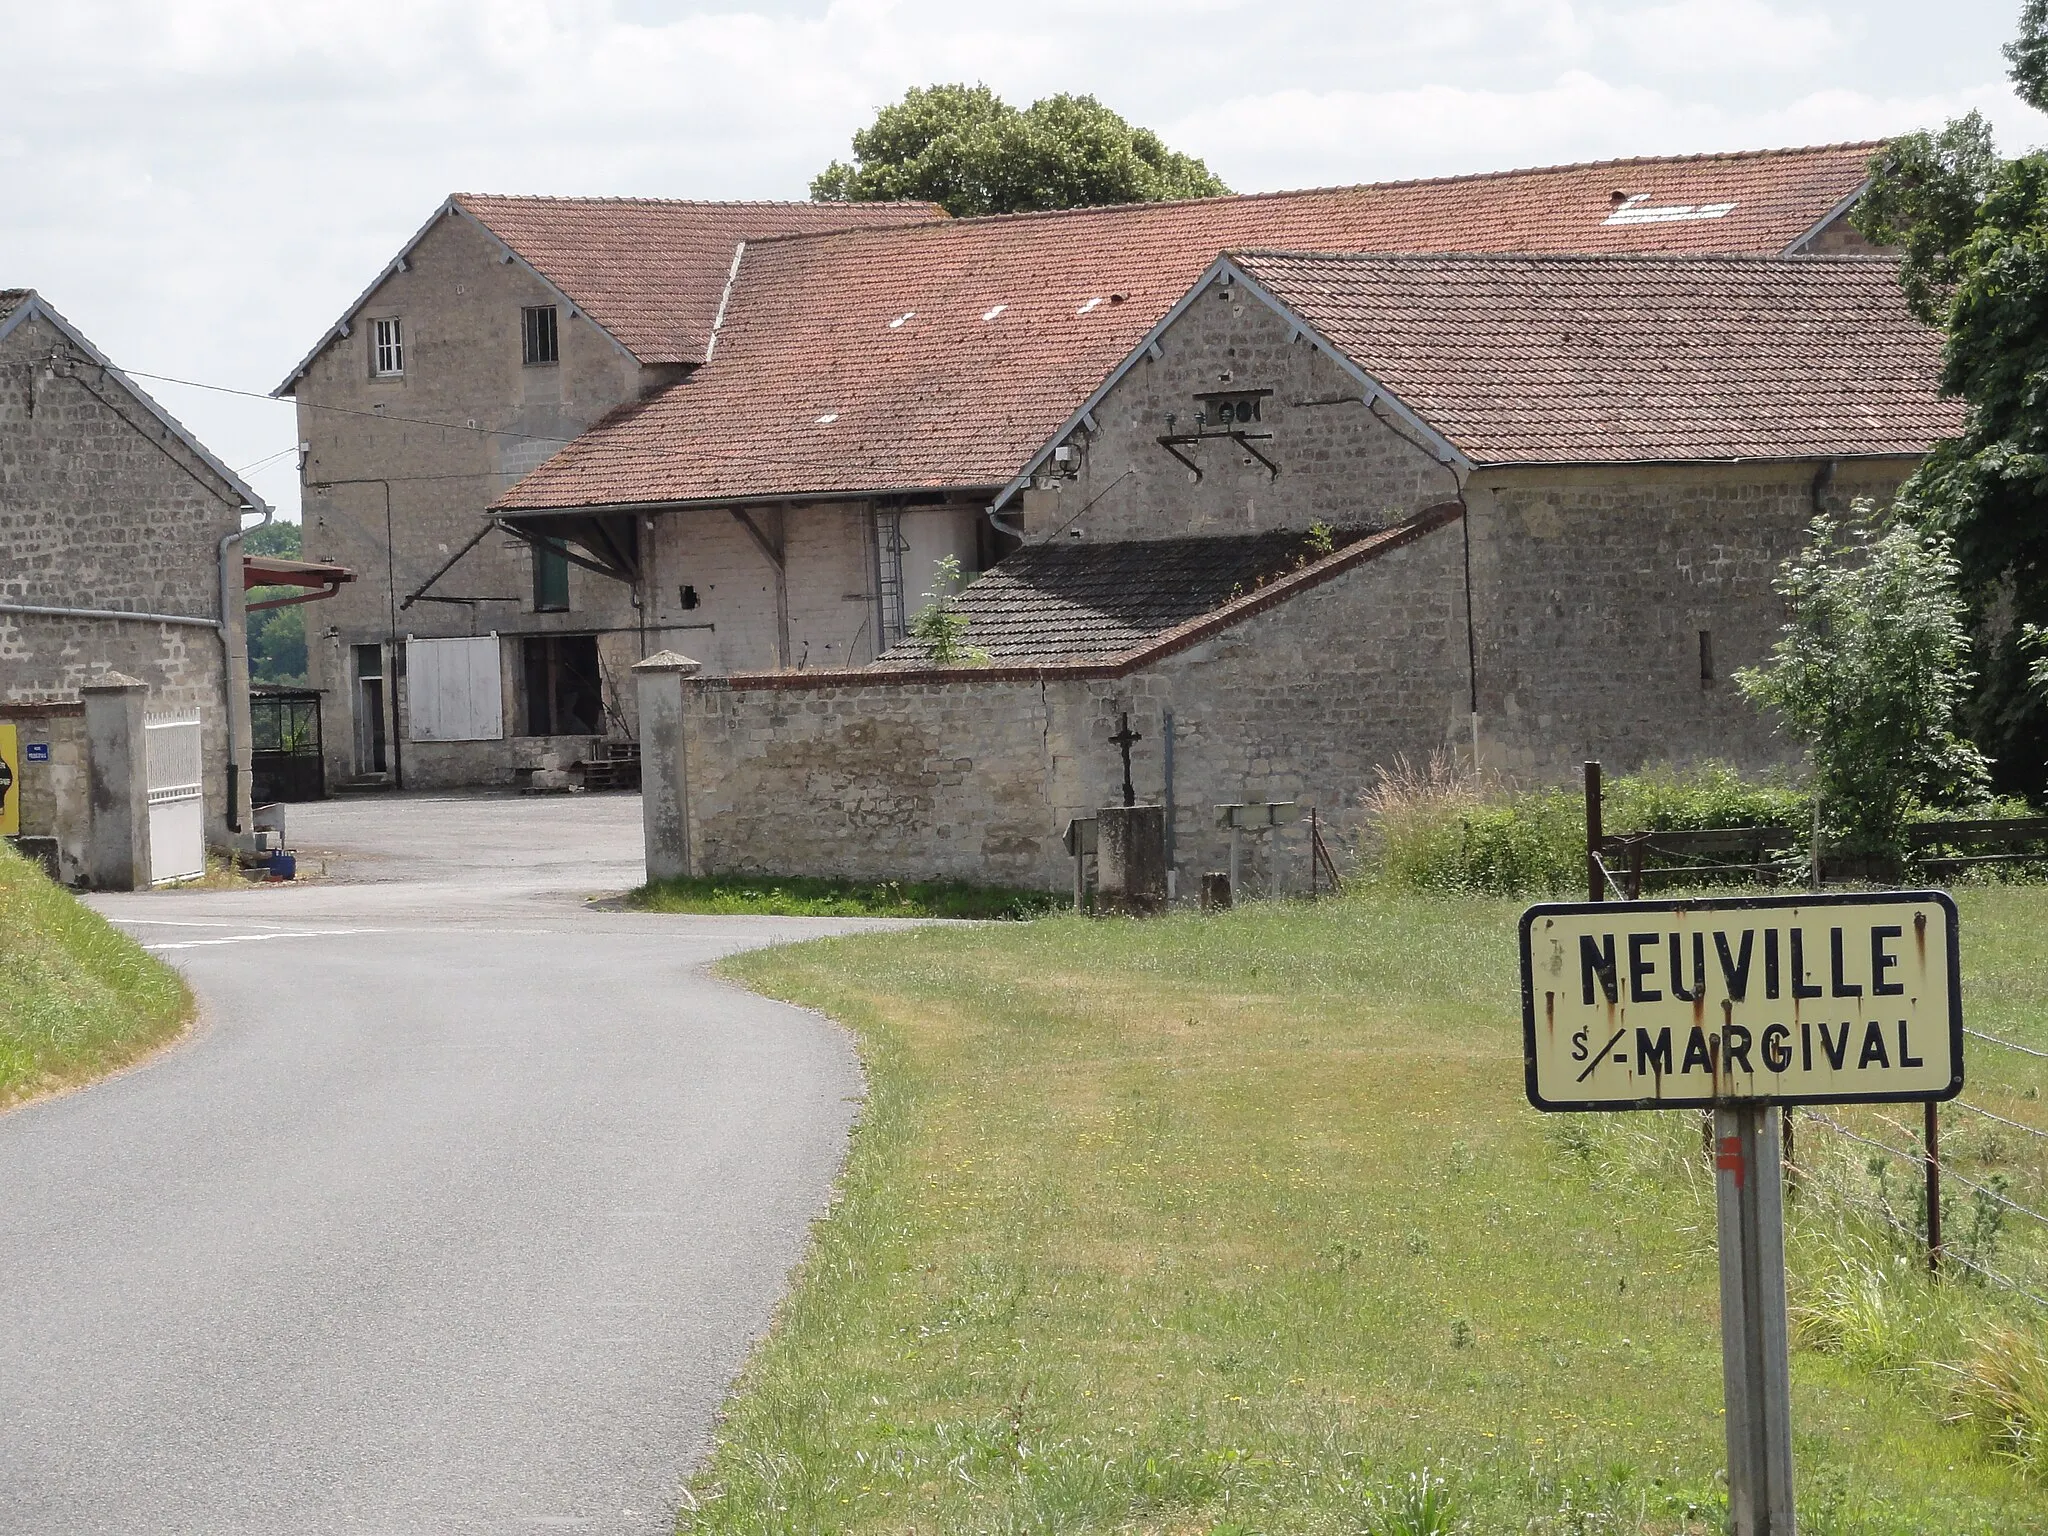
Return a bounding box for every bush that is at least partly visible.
[1362,756,1810,898]
[1604,761,1808,833]
[1736,506,1989,857]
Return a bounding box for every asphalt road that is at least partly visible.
[0,793,885,1535]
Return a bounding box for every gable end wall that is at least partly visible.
[1026,276,1460,543]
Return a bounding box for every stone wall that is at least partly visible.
[673,514,1471,889]
[1022,272,1461,544]
[1467,460,1918,781]
[1,309,249,842]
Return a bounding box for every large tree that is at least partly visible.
[812,84,1228,218]
[1855,2,2048,797]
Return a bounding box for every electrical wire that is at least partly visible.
[109,363,581,445]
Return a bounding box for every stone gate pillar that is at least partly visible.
[82,672,151,891]
[632,651,701,884]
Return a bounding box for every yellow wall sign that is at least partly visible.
[0,723,18,837]
[1520,892,1962,1112]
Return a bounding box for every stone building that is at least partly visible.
[629,252,1958,891]
[293,144,1877,791]
[275,195,945,792]
[0,289,270,882]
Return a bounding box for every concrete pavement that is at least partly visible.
[0,792,888,1534]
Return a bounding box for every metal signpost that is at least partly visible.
[1520,891,1964,1536]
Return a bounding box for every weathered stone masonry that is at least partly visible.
[1,307,251,855]
[672,512,1471,888]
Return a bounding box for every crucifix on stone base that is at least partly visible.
[1109,711,1142,807]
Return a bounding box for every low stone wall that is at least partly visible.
[670,512,1473,889]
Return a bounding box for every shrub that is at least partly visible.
[1736,505,1990,857]
[1361,756,1809,898]
[1604,761,1808,834]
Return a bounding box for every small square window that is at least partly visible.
[371,317,404,378]
[522,305,559,366]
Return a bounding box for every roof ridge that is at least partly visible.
[1230,249,1901,267]
[739,142,1885,248]
[451,192,942,211]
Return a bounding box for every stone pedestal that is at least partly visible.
[1097,804,1168,916]
[82,672,150,892]
[632,651,701,883]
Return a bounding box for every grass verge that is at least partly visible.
[0,838,191,1110]
[629,873,1059,920]
[683,886,2048,1534]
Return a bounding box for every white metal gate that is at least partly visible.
[145,715,206,885]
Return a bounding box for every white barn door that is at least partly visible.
[406,636,505,742]
[145,715,206,884]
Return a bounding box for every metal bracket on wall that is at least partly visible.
[1153,429,1280,484]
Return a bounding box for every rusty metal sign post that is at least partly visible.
[1520,891,1964,1536]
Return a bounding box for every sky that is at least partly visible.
[2,0,2040,521]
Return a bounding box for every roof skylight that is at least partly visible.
[1603,194,1737,227]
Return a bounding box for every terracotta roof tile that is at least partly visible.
[1235,251,1960,464]
[493,143,1885,511]
[452,195,946,364]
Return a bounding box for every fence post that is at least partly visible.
[1926,1102,1943,1277]
[1584,760,1604,903]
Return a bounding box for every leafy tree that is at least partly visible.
[1851,3,2048,797]
[1736,505,1989,857]
[242,520,309,686]
[813,84,1228,217]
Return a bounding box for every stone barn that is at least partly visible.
[636,251,1958,892]
[1,289,275,883]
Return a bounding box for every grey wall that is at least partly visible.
[1467,460,1919,781]
[0,310,246,842]
[291,209,666,790]
[1021,274,1461,544]
[677,517,1471,889]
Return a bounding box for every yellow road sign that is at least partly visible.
[0,723,18,837]
[1521,892,1961,1112]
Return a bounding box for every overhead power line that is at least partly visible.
[113,364,582,446]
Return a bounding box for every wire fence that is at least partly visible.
[1787,1032,2048,1310]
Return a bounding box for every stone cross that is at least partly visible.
[1109,712,1142,808]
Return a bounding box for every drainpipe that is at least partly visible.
[220,501,273,832]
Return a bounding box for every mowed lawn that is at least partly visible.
[690,889,2048,1535]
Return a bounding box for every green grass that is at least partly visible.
[629,873,1060,920]
[0,838,190,1109]
[679,886,2048,1534]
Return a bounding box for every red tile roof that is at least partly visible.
[452,195,946,365]
[492,143,1885,511]
[1234,251,1960,464]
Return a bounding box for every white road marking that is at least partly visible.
[142,930,382,950]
